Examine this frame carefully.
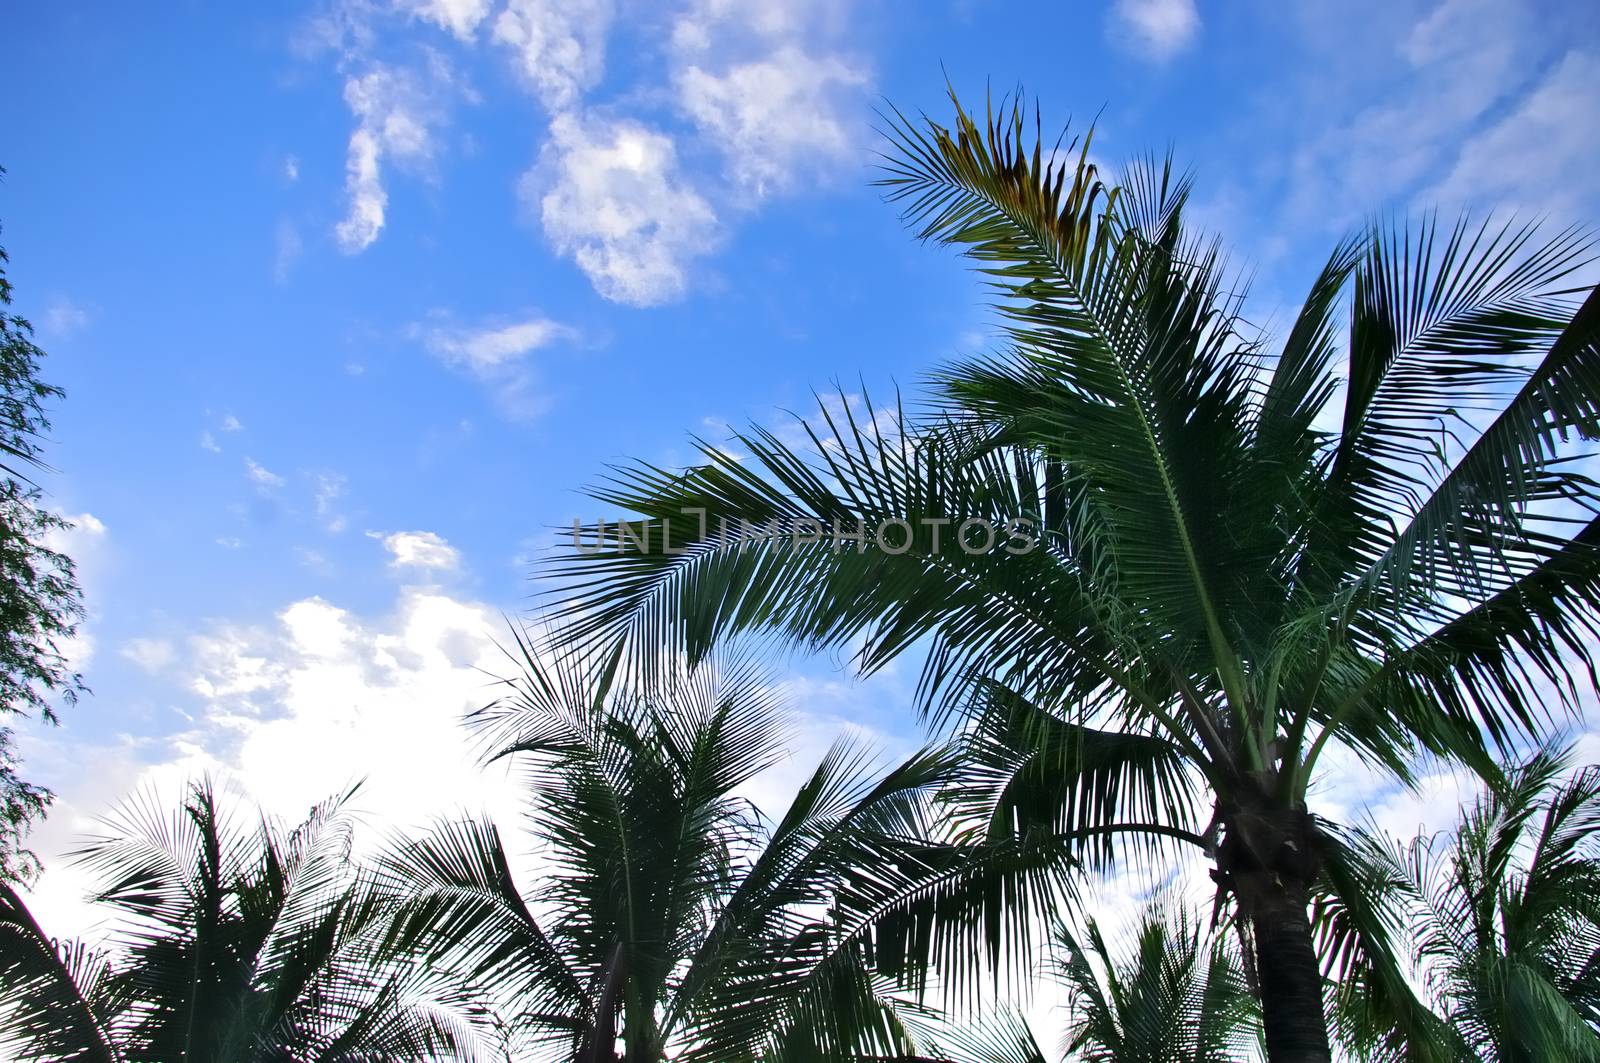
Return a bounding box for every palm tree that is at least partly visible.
[1327,747,1600,1061]
[923,899,1260,1063]
[374,637,1066,1062]
[0,779,491,1061]
[542,90,1600,1060]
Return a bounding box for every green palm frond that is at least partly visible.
[380,638,1077,1060]
[4,779,497,1061]
[1330,748,1600,1062]
[941,678,1204,870]
[917,1005,1049,1063]
[0,882,122,1062]
[1311,823,1463,1062]
[1055,901,1259,1063]
[533,83,1600,1058]
[377,815,591,1052]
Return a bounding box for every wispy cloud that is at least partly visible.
[311,471,348,534]
[371,529,461,571]
[419,316,573,372]
[244,458,285,490]
[676,46,866,199]
[1106,0,1199,61]
[274,220,303,283]
[670,0,869,200]
[412,314,576,417]
[42,296,92,337]
[307,0,870,305]
[1425,48,1600,220]
[533,112,719,306]
[335,59,455,253]
[404,0,493,40]
[1282,0,1548,230]
[492,0,615,110]
[120,637,176,674]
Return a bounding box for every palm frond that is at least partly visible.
[0,882,122,1062]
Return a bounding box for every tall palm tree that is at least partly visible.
[0,779,491,1061]
[1328,747,1600,1061]
[923,899,1260,1063]
[542,90,1600,1060]
[374,637,1066,1062]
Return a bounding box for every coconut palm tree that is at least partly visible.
[1327,747,1600,1061]
[923,899,1260,1063]
[0,779,491,1061]
[541,90,1600,1060]
[373,637,1067,1062]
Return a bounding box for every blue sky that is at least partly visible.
[6,0,1600,938]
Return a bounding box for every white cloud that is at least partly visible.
[676,45,867,197]
[163,593,519,841]
[245,458,285,490]
[406,0,493,40]
[120,637,176,674]
[297,547,335,573]
[20,590,530,943]
[221,414,244,432]
[669,0,846,53]
[372,529,461,571]
[492,0,614,111]
[312,471,348,533]
[335,61,452,253]
[413,315,575,418]
[669,0,868,198]
[274,220,303,284]
[307,0,868,304]
[1426,49,1600,220]
[21,584,914,950]
[338,127,389,254]
[42,297,92,337]
[283,154,301,182]
[1283,0,1548,229]
[215,536,243,550]
[43,513,107,672]
[200,431,221,454]
[533,112,719,306]
[15,734,217,942]
[420,317,573,372]
[1106,0,1200,61]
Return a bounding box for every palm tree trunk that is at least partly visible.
[1241,874,1330,1061]
[1219,802,1331,1062]
[583,942,627,1063]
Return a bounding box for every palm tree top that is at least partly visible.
[377,638,1072,1061]
[536,88,1600,1059]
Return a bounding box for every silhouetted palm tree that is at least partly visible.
[1327,748,1600,1061]
[374,638,1064,1061]
[544,90,1600,1060]
[0,780,491,1061]
[916,898,1259,1063]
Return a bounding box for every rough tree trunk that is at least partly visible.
[1218,801,1332,1063]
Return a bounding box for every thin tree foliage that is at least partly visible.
[0,209,87,883]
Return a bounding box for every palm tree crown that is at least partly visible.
[914,898,1260,1063]
[376,638,1065,1062]
[0,779,489,1061]
[543,91,1600,1060]
[1331,747,1600,1061]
